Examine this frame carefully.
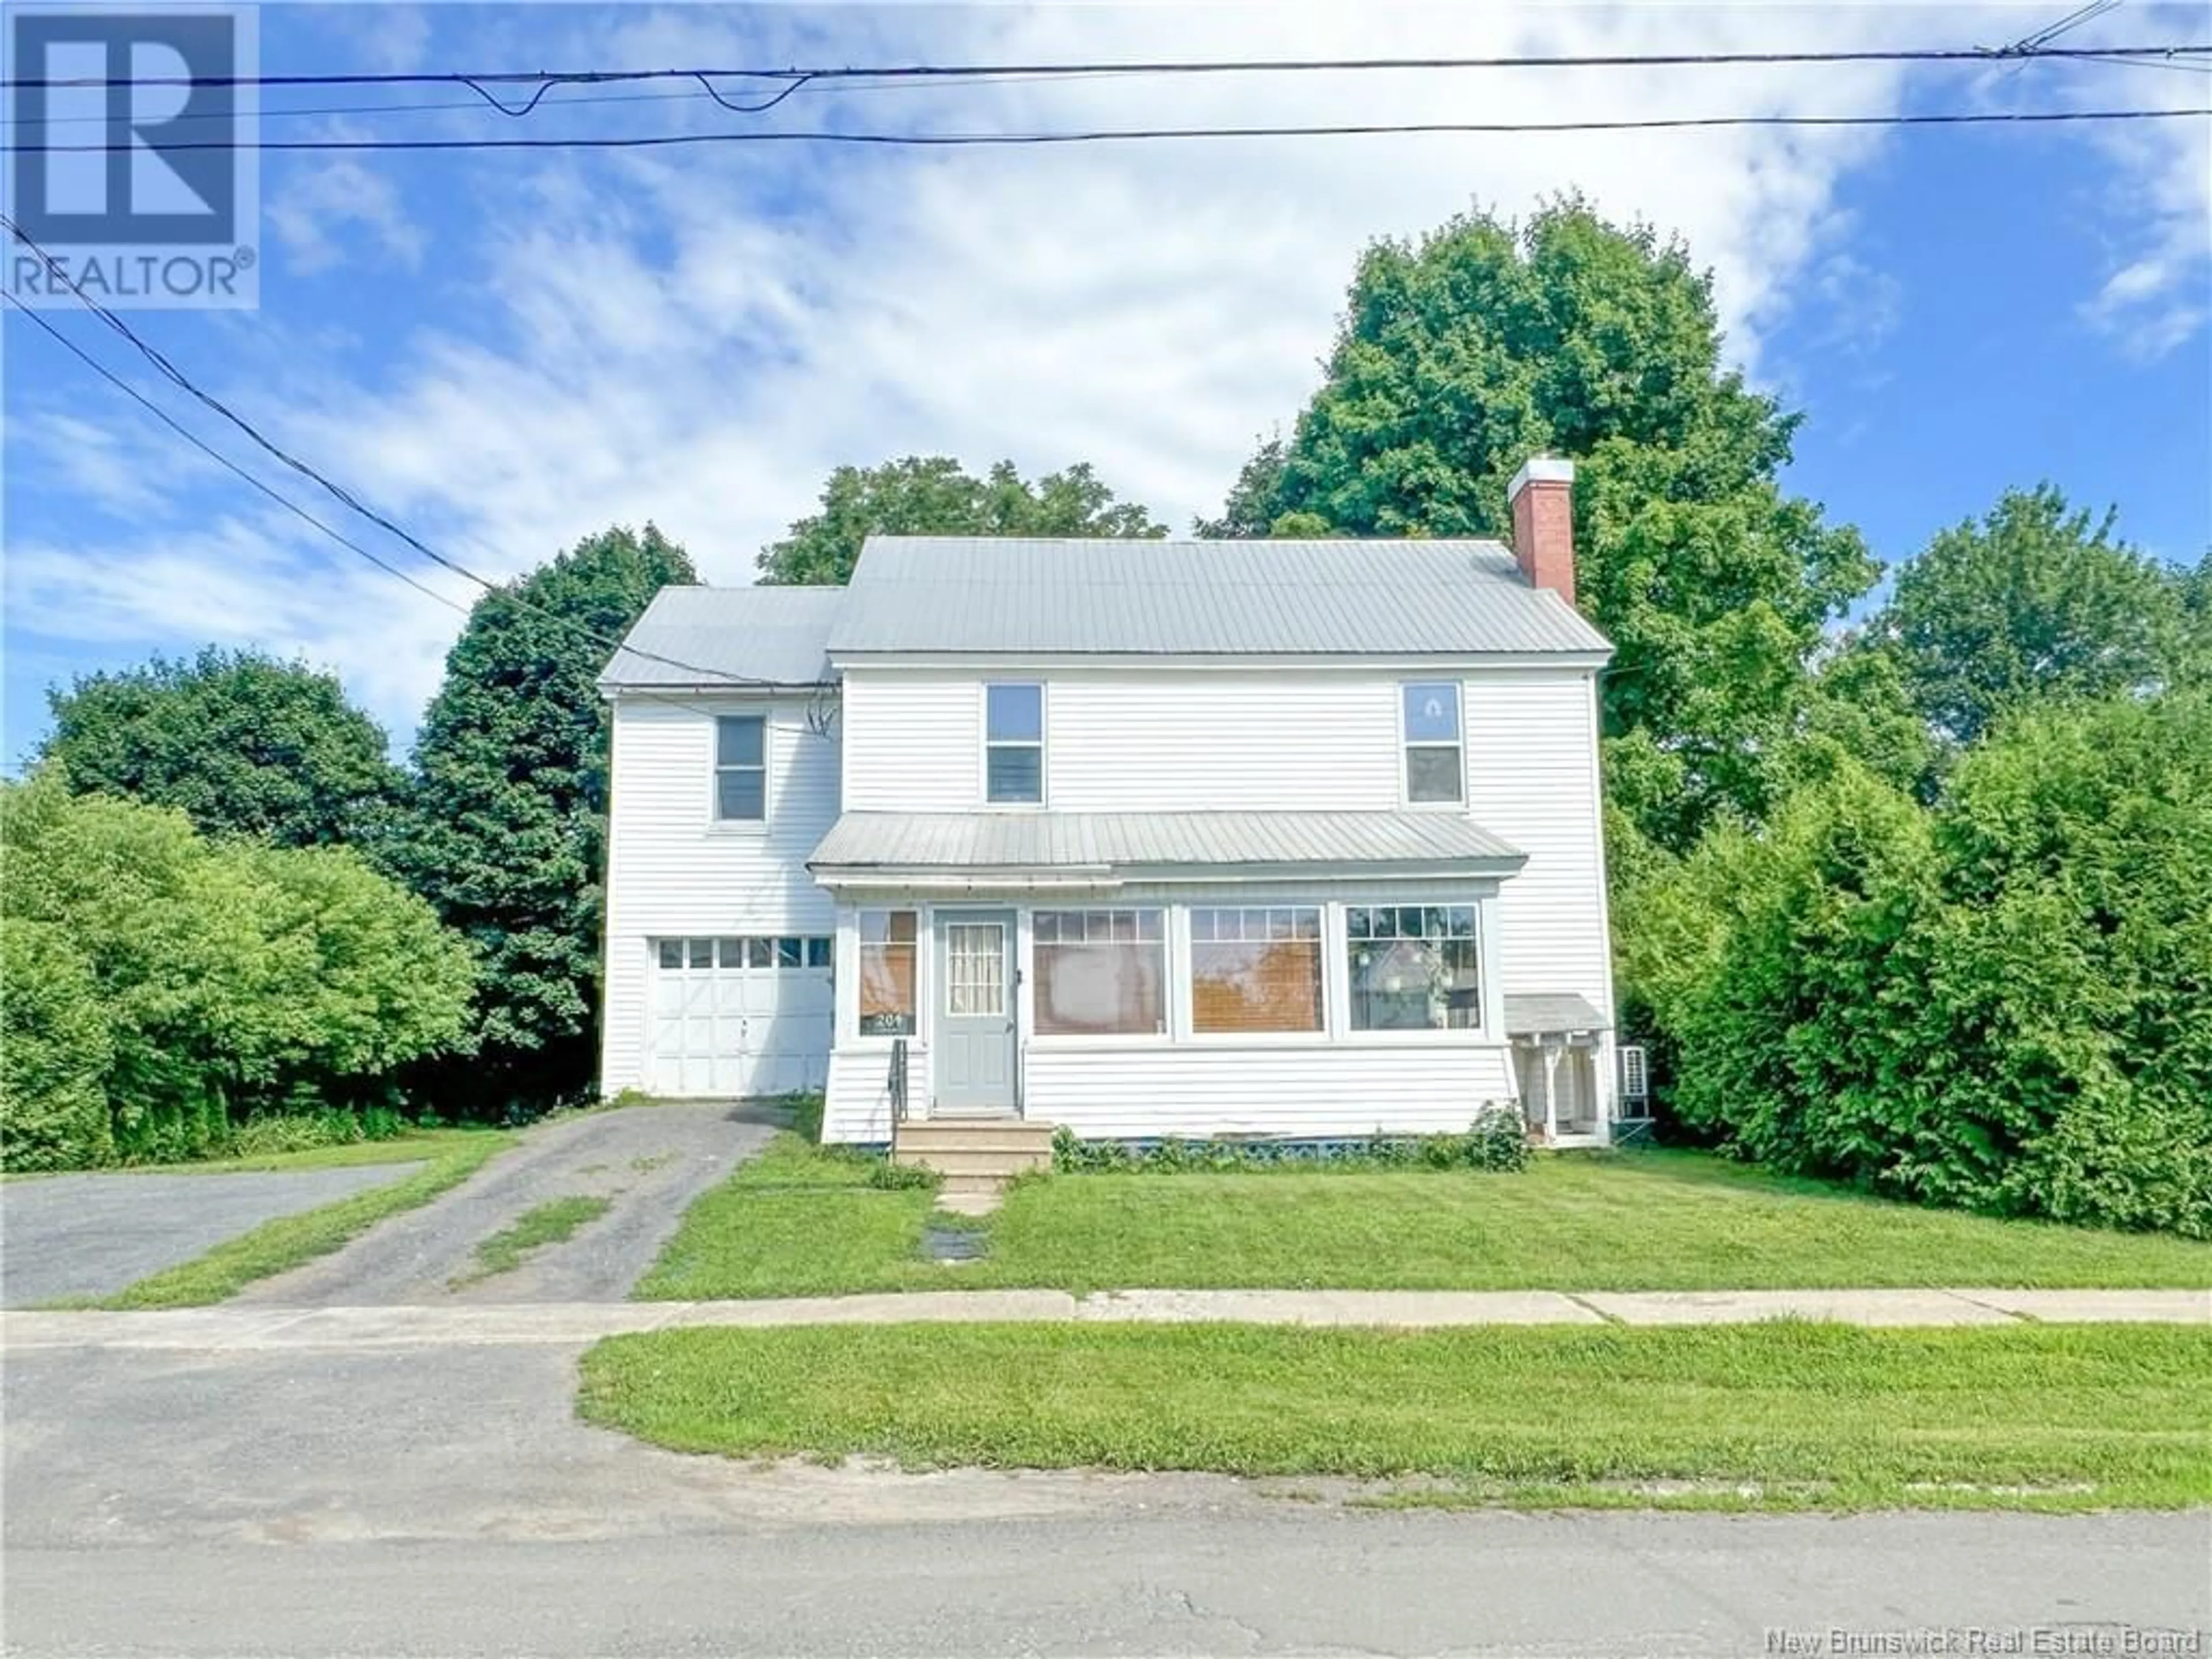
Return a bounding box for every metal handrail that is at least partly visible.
[888,1036,909,1126]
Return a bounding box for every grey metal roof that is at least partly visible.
[810,810,1525,877]
[1503,993,1610,1035]
[598,586,842,690]
[827,537,1612,658]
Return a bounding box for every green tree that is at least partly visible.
[0,918,115,1171]
[759,457,1166,585]
[1873,484,2191,747]
[383,525,695,1106]
[40,647,402,846]
[1217,198,1875,847]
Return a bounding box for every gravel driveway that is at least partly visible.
[1,1164,425,1308]
[234,1103,774,1305]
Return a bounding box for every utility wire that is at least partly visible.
[2,215,820,696]
[25,67,1173,127]
[18,103,2209,154]
[7,41,2208,92]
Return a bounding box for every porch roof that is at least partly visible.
[1503,993,1610,1036]
[808,810,1525,884]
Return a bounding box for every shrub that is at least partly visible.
[0,772,477,1170]
[1628,695,2212,1238]
[0,918,116,1171]
[1050,1109,1530,1176]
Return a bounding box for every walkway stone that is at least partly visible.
[5,1285,2202,1352]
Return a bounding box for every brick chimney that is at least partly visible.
[1508,455,1577,605]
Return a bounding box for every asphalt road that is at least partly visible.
[0,1164,425,1307]
[234,1103,775,1304]
[5,1339,2208,1657]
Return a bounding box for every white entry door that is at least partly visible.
[648,935,833,1097]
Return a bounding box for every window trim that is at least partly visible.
[1183,903,1330,1042]
[711,713,769,825]
[1399,681,1465,809]
[1028,907,1169,1042]
[981,681,1047,809]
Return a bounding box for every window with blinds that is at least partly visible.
[1189,906,1324,1034]
[857,910,916,1035]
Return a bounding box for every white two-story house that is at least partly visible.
[597,458,1620,1147]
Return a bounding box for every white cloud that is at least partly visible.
[22,1,2192,744]
[267,142,429,275]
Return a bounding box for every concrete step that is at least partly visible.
[938,1172,1014,1194]
[895,1120,1055,1150]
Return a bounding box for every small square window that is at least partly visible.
[806,937,832,968]
[717,937,746,968]
[658,940,683,969]
[777,938,803,969]
[687,939,713,969]
[746,938,772,969]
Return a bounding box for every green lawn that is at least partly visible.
[81,1130,514,1309]
[635,1135,2212,1300]
[578,1321,2212,1512]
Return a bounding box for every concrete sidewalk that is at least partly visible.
[3,1286,2203,1350]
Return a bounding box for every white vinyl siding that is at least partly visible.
[1025,1043,1517,1141]
[598,696,842,1097]
[1462,669,1611,1014]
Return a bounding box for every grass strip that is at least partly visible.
[450,1195,613,1288]
[637,1134,2212,1301]
[89,1132,513,1309]
[578,1321,2212,1513]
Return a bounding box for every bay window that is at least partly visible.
[1033,910,1165,1036]
[1346,905,1482,1031]
[1190,906,1324,1034]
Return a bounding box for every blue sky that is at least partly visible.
[6,2,2208,762]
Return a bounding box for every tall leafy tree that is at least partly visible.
[384,525,695,1107]
[40,647,400,846]
[1873,484,2194,748]
[1217,198,1875,849]
[759,456,1166,585]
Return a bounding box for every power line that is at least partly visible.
[25,66,1181,127]
[16,103,2209,154]
[2,214,819,697]
[7,41,2207,92]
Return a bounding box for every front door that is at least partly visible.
[935,910,1016,1115]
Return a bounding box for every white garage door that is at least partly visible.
[648,934,833,1098]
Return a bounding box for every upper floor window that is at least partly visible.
[1402,683,1463,805]
[985,683,1044,804]
[715,715,766,820]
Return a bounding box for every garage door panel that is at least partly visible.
[646,937,833,1100]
